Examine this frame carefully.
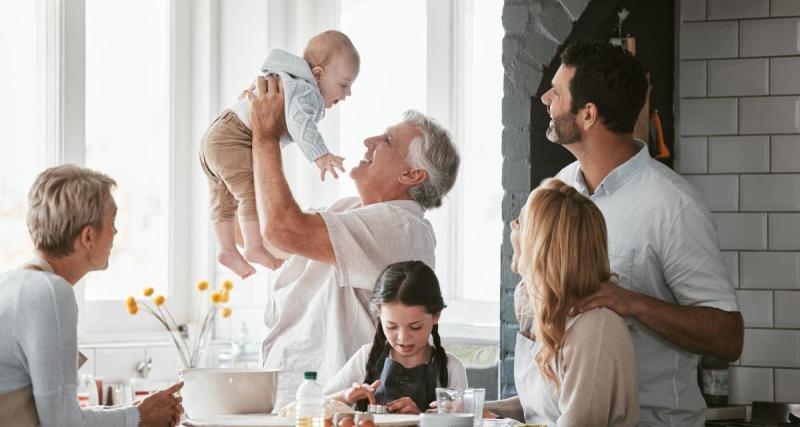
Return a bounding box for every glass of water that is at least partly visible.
[436,387,486,426]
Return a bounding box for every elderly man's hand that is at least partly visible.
[248,75,287,144]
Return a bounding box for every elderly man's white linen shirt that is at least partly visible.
[556,142,739,427]
[261,197,436,391]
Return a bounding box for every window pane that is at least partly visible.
[0,1,46,270]
[84,0,169,300]
[460,0,503,301]
[339,0,427,199]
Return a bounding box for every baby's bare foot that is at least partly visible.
[243,245,284,270]
[218,249,256,278]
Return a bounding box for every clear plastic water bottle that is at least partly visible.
[295,371,325,427]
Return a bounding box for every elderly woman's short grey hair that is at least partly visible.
[403,110,460,209]
[27,164,116,257]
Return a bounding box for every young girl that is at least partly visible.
[323,261,468,414]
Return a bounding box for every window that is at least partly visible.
[0,1,46,271]
[338,0,428,199]
[83,0,170,301]
[454,0,504,302]
[0,0,190,338]
[339,1,504,318]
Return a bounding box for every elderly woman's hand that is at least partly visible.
[248,75,287,144]
[135,382,184,426]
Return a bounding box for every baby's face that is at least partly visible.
[315,56,359,109]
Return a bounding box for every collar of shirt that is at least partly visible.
[26,254,55,273]
[261,49,318,87]
[573,139,649,197]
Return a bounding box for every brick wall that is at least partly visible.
[500,0,591,398]
[678,0,800,404]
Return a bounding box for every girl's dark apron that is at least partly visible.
[357,344,441,412]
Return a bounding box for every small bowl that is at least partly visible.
[419,413,474,427]
[180,368,279,418]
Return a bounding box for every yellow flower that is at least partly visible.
[211,292,222,303]
[222,280,234,291]
[196,280,209,291]
[222,307,232,318]
[143,287,154,297]
[125,297,139,315]
[221,290,230,303]
[154,295,165,306]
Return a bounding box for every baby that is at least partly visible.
[199,30,360,278]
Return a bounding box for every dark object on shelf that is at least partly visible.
[750,401,800,425]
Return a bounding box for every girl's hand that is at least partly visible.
[344,380,381,405]
[387,397,421,414]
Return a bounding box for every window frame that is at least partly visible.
[41,0,195,341]
[425,0,501,338]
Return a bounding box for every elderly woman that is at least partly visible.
[0,164,183,426]
[487,178,638,427]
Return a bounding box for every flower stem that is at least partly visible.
[143,304,191,369]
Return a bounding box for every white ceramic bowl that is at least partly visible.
[180,368,279,418]
[419,413,474,427]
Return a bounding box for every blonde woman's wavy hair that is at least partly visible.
[517,178,612,389]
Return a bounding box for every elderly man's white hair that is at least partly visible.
[402,110,460,209]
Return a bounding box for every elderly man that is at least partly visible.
[246,76,460,405]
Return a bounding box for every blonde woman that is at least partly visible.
[507,178,638,426]
[0,165,183,426]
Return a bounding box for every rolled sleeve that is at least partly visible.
[662,201,740,312]
[319,204,414,291]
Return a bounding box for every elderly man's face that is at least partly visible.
[350,122,421,197]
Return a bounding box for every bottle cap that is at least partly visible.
[304,371,318,380]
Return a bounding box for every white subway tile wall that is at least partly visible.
[712,213,768,250]
[740,17,800,57]
[739,97,800,134]
[680,21,738,59]
[721,251,740,287]
[740,252,800,289]
[679,0,800,404]
[736,290,773,327]
[769,57,800,95]
[680,61,707,97]
[680,98,738,135]
[774,291,800,328]
[768,214,800,250]
[677,137,708,173]
[740,174,800,211]
[741,329,800,367]
[771,136,800,172]
[681,0,706,21]
[707,59,768,97]
[775,369,800,401]
[729,367,774,404]
[708,136,770,173]
[685,175,739,211]
[707,0,769,20]
[771,0,800,17]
